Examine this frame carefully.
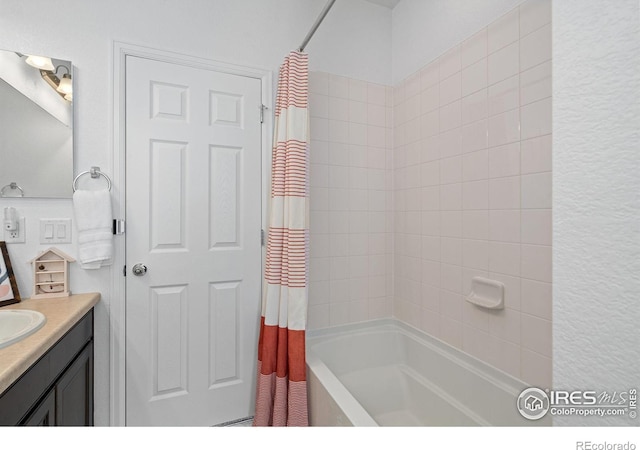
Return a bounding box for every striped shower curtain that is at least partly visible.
[253,51,310,427]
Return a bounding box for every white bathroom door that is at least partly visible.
[124,55,263,426]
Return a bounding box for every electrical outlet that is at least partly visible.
[4,217,25,243]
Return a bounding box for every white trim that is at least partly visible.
[109,41,273,426]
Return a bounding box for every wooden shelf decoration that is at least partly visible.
[29,248,75,299]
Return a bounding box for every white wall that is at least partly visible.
[553,0,640,426]
[392,0,526,84]
[0,0,392,425]
[308,0,392,84]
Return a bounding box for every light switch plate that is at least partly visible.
[40,219,72,244]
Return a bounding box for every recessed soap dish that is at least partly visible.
[466,277,505,310]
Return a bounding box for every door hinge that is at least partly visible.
[113,219,126,235]
[260,104,267,123]
[261,229,265,246]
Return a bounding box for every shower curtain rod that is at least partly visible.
[298,0,337,52]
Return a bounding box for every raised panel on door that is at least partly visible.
[150,285,188,399]
[151,81,188,121]
[209,281,241,386]
[125,55,262,426]
[210,145,242,248]
[149,140,187,251]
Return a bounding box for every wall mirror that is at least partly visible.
[0,49,74,198]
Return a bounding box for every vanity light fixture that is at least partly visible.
[24,54,54,71]
[18,53,73,101]
[39,64,73,101]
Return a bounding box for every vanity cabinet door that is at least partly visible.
[22,389,55,426]
[55,341,93,426]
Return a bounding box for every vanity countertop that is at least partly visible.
[0,292,100,395]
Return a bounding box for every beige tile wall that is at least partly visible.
[307,0,552,388]
[393,0,552,388]
[307,73,394,330]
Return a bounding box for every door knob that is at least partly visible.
[132,263,148,276]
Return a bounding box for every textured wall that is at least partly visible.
[553,0,640,426]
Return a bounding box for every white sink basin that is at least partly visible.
[0,310,46,349]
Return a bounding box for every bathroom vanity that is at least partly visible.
[0,293,99,425]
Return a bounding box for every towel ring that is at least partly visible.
[73,166,112,192]
[0,182,24,197]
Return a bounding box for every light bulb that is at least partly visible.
[56,74,73,95]
[25,55,54,71]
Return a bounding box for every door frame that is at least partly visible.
[109,41,273,426]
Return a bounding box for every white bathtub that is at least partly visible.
[306,319,551,426]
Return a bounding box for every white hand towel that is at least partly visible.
[73,189,113,269]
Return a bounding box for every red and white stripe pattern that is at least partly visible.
[253,51,309,427]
